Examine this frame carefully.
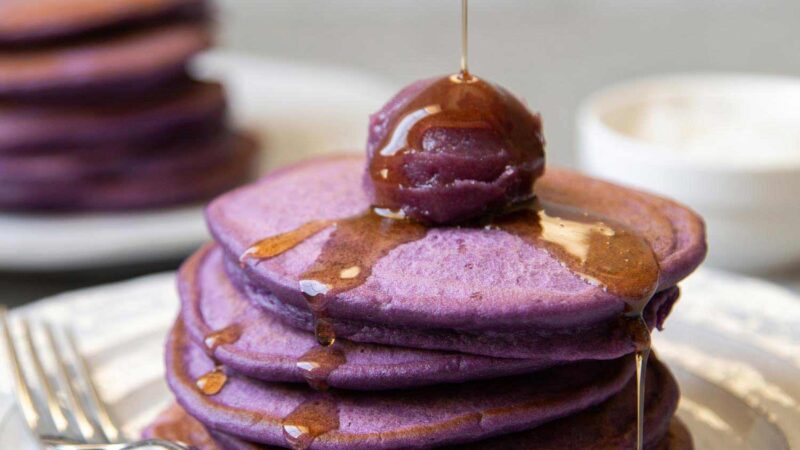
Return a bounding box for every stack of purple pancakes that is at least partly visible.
[0,0,257,211]
[146,154,705,449]
[147,74,706,449]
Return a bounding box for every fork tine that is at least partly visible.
[0,307,42,434]
[64,326,122,443]
[20,319,71,435]
[43,324,102,443]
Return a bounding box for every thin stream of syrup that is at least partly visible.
[460,0,469,78]
[636,347,651,450]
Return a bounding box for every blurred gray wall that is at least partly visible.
[217,0,800,166]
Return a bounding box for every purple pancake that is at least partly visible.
[0,132,257,211]
[207,155,704,359]
[0,0,206,45]
[166,319,637,449]
[154,349,685,449]
[178,244,555,390]
[0,22,210,99]
[148,405,692,450]
[149,417,693,450]
[0,80,225,154]
[223,417,694,450]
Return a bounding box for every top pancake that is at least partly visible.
[207,155,705,336]
[0,0,206,44]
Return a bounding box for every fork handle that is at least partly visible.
[48,439,195,450]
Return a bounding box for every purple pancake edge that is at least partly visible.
[178,244,556,389]
[165,319,637,449]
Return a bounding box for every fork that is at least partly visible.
[0,307,193,450]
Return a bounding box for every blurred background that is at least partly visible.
[216,0,800,167]
[3,0,800,305]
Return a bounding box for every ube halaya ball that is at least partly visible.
[364,74,546,225]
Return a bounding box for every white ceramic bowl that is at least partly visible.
[577,74,800,273]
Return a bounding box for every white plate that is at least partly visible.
[0,51,394,272]
[1,269,799,449]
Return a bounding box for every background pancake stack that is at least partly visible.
[145,156,706,449]
[0,0,257,211]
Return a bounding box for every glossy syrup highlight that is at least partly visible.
[296,345,347,391]
[203,324,242,352]
[282,395,339,450]
[195,366,227,396]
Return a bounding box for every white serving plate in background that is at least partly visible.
[0,51,393,272]
[577,74,800,273]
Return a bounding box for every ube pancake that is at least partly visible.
[0,80,224,154]
[0,23,210,99]
[0,132,256,211]
[0,0,206,45]
[166,321,635,449]
[161,332,680,449]
[207,155,703,359]
[147,414,692,450]
[155,354,685,449]
[229,274,678,362]
[223,419,693,450]
[179,244,553,390]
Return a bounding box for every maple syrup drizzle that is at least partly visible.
[635,347,651,450]
[203,324,242,352]
[240,209,425,450]
[195,366,227,396]
[492,199,659,450]
[242,209,427,351]
[240,220,333,264]
[282,395,339,450]
[492,199,660,306]
[296,345,347,391]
